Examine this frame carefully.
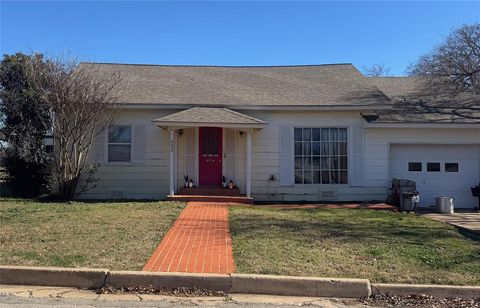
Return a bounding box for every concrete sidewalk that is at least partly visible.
[0,285,358,307]
[422,212,480,235]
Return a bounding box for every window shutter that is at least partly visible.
[279,126,294,186]
[132,125,146,164]
[94,128,106,164]
[350,125,364,186]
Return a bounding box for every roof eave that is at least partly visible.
[152,121,267,129]
[118,103,393,111]
[366,122,480,129]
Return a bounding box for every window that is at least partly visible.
[427,162,441,172]
[294,127,348,184]
[445,163,459,172]
[201,128,220,155]
[45,145,54,154]
[408,162,422,172]
[108,125,132,163]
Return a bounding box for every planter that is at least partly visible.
[471,186,480,210]
[470,186,480,197]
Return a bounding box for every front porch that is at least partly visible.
[153,107,266,204]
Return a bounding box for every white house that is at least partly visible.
[84,63,480,210]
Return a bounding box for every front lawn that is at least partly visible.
[0,199,184,270]
[229,207,480,285]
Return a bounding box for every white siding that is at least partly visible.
[82,108,480,203]
[82,109,181,199]
[364,127,480,201]
[239,111,384,201]
[224,128,236,184]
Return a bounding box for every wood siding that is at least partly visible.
[81,109,480,202]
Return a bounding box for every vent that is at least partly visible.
[318,189,338,200]
[110,191,124,199]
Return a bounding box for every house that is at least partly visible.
[85,63,480,209]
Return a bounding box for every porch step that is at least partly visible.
[178,187,242,196]
[167,195,253,205]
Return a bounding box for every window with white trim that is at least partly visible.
[294,127,348,184]
[108,125,132,163]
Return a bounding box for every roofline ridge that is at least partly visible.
[80,61,354,68]
[368,76,416,79]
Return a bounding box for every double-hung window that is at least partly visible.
[294,127,348,184]
[108,125,132,163]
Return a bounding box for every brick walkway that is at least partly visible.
[143,202,235,274]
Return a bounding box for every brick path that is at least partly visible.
[143,202,235,274]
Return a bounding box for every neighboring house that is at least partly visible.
[84,63,480,209]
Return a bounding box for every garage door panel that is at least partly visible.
[391,145,479,160]
[390,144,480,209]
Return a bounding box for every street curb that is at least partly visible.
[0,265,107,289]
[230,274,371,298]
[372,283,480,299]
[1,265,479,298]
[105,271,230,292]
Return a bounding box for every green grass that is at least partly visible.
[229,206,480,285]
[0,199,185,270]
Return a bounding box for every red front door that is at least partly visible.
[199,127,223,187]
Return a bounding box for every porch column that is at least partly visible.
[245,131,252,198]
[169,129,175,196]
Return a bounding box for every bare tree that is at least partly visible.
[408,23,480,96]
[405,24,480,120]
[33,58,126,199]
[362,64,392,77]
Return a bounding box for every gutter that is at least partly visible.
[365,122,480,129]
[115,103,394,111]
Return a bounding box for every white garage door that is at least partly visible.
[390,144,480,209]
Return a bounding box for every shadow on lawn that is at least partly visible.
[230,208,480,251]
[231,216,457,245]
[456,227,480,242]
[231,212,480,271]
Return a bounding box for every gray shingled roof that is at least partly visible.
[369,77,480,124]
[92,63,391,107]
[368,77,422,99]
[153,107,266,126]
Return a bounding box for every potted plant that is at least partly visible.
[184,174,189,188]
[471,183,480,197]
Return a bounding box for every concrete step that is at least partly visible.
[167,195,253,205]
[178,187,242,196]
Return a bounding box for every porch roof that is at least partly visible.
[152,107,267,129]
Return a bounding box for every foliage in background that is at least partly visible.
[407,23,480,120]
[362,63,392,77]
[0,53,52,197]
[409,23,480,96]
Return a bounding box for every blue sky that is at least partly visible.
[1,1,479,76]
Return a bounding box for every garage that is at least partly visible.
[390,144,480,209]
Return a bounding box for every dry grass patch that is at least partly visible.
[229,206,480,285]
[0,199,184,270]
